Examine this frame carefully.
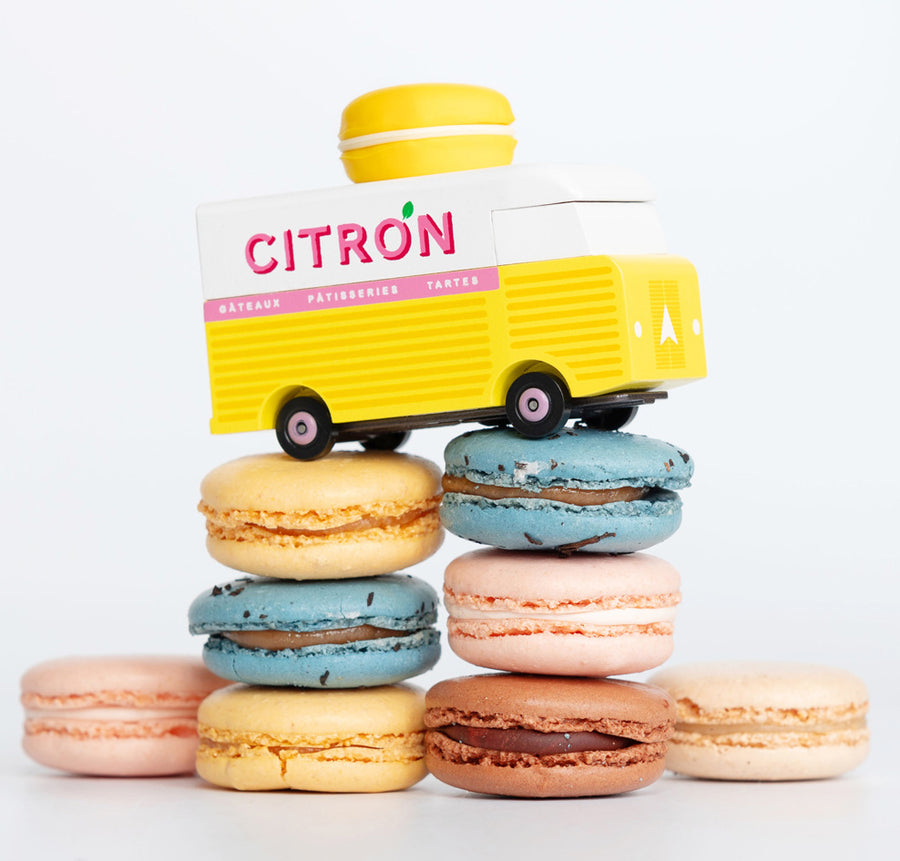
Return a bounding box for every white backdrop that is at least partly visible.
[2,2,897,858]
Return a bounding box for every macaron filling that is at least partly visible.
[201,499,441,541]
[674,717,868,739]
[440,725,634,754]
[441,475,649,506]
[339,123,515,152]
[222,626,414,650]
[444,589,680,628]
[198,727,426,762]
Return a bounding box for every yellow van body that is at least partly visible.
[204,254,703,434]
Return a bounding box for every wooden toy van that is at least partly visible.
[197,163,705,458]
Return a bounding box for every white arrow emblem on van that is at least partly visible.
[659,304,678,346]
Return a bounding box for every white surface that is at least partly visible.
[2,1,898,859]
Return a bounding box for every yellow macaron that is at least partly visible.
[338,83,516,183]
[199,451,443,579]
[196,684,427,792]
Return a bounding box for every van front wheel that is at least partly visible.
[276,397,335,460]
[505,373,571,438]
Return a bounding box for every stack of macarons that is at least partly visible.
[188,450,446,792]
[426,425,693,797]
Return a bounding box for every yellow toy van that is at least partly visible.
[197,162,705,458]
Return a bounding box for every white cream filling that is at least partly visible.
[25,707,197,722]
[339,123,516,152]
[445,602,678,626]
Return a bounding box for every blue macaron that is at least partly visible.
[440,427,693,553]
[188,574,440,688]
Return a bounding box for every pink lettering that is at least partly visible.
[417,212,455,257]
[245,234,277,274]
[297,225,331,269]
[374,218,412,260]
[283,230,295,272]
[338,223,372,265]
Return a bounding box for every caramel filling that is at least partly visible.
[201,738,383,754]
[223,626,409,650]
[267,507,430,537]
[440,725,635,755]
[441,475,648,506]
[200,502,439,538]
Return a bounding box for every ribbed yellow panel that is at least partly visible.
[205,293,497,431]
[499,258,626,397]
[649,279,686,370]
[615,256,706,385]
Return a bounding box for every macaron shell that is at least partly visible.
[447,629,673,678]
[425,673,676,735]
[445,550,679,676]
[21,655,226,701]
[339,83,515,140]
[196,684,426,792]
[207,528,443,580]
[662,736,869,782]
[443,427,693,490]
[445,549,681,601]
[188,574,439,635]
[23,730,204,778]
[200,451,441,512]
[440,489,682,553]
[425,738,667,798]
[200,742,426,792]
[650,662,869,712]
[340,136,516,183]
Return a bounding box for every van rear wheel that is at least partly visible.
[505,372,571,437]
[583,406,638,431]
[276,397,335,460]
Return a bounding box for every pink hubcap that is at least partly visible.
[518,387,550,422]
[288,412,317,445]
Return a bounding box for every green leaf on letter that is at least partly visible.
[402,201,414,220]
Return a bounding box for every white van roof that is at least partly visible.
[197,164,659,301]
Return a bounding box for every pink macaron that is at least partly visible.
[444,549,680,676]
[21,656,228,777]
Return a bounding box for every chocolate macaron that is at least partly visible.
[425,674,675,797]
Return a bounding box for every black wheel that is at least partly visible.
[582,406,638,431]
[505,372,571,437]
[276,397,335,460]
[361,431,410,452]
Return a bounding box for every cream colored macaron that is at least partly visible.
[649,662,869,781]
[199,451,443,579]
[196,684,427,792]
[338,83,516,182]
